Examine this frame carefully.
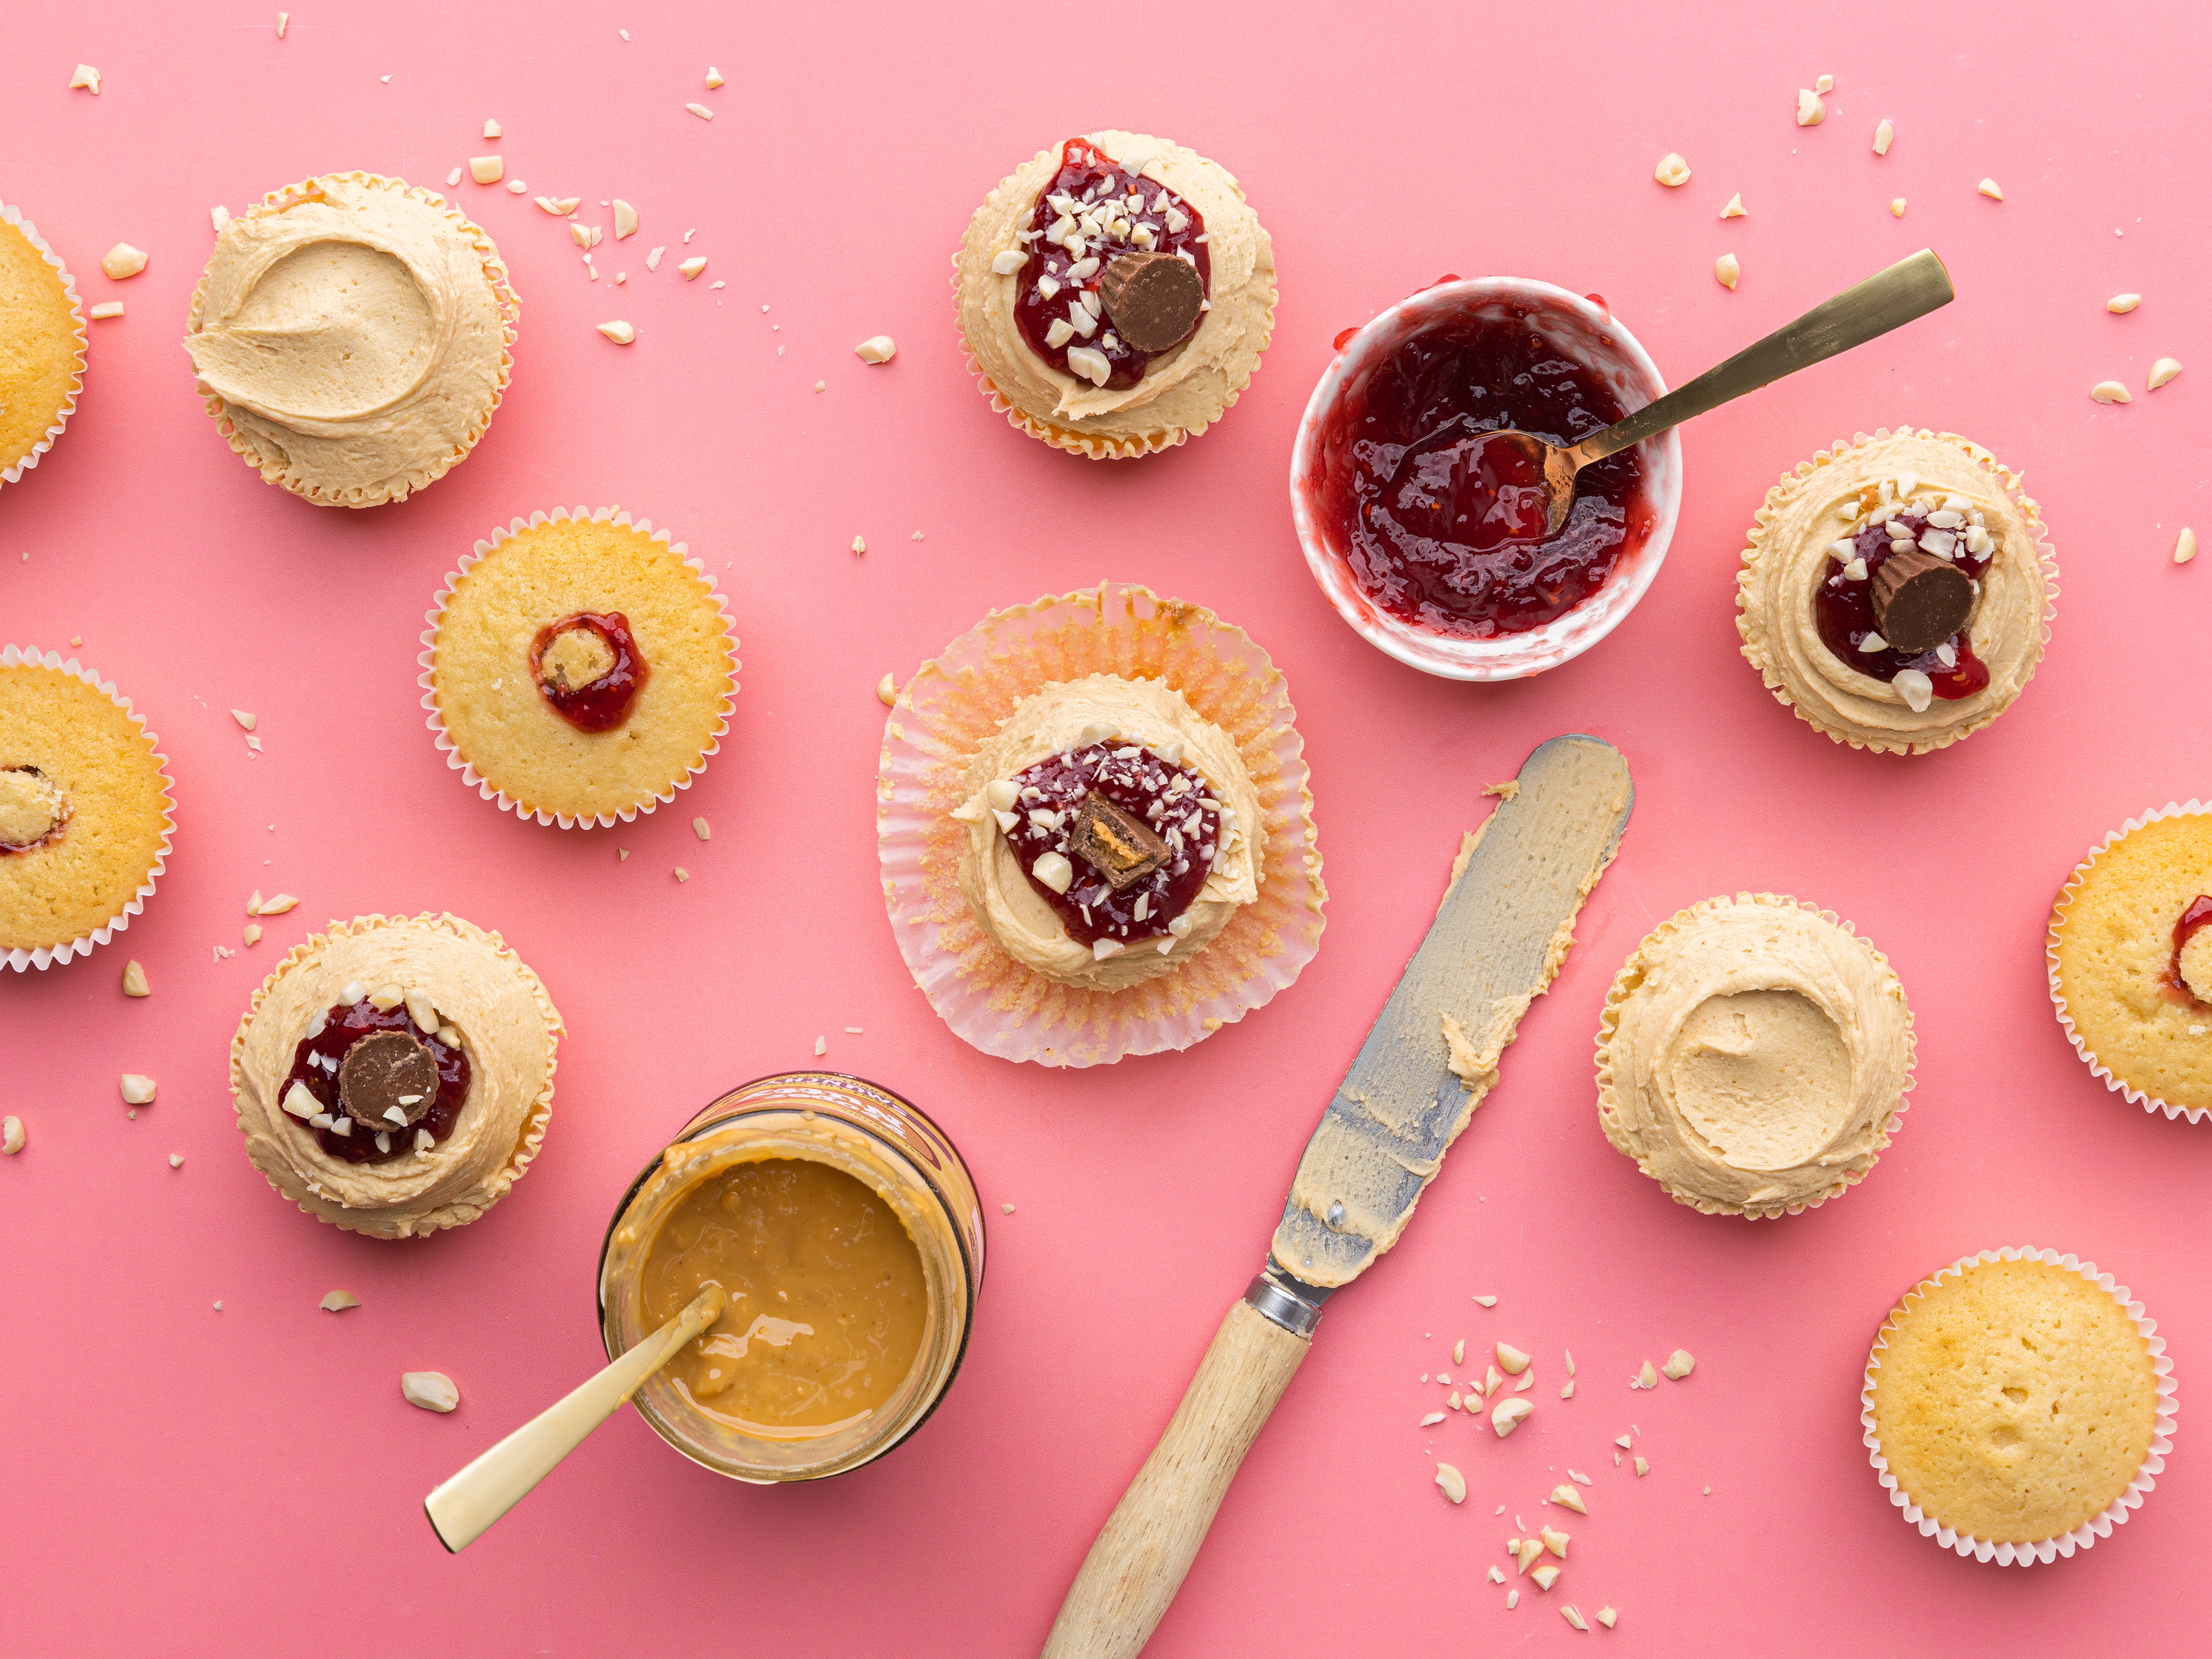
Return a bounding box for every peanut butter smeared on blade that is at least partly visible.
[1272,735,1632,1289]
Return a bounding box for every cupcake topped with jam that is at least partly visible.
[1738,427,2056,754]
[230,912,562,1238]
[956,131,1275,459]
[953,675,1263,991]
[423,509,738,828]
[0,204,86,489]
[184,172,517,507]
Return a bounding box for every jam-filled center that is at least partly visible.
[1012,139,1212,392]
[1318,301,1653,639]
[281,991,471,1164]
[2172,896,2212,1007]
[531,612,648,733]
[0,766,69,854]
[1813,508,1993,700]
[999,738,1229,953]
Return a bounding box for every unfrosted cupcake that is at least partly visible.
[1,647,174,971]
[879,583,1324,1067]
[954,131,1275,458]
[2048,804,2212,1122]
[0,203,86,489]
[421,508,739,828]
[1737,427,2056,754]
[184,172,517,506]
[1596,893,1913,1217]
[1863,1249,2173,1565]
[229,912,562,1238]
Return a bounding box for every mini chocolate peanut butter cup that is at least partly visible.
[339,1029,441,1128]
[1870,547,1974,654]
[1069,791,1172,891]
[1099,250,1205,354]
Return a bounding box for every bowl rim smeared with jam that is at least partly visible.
[596,1071,983,1484]
[1290,275,1683,681]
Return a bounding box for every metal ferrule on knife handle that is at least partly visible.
[1043,736,1633,1659]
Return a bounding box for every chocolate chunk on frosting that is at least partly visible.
[1098,251,1205,354]
[338,1029,441,1129]
[1067,790,1172,891]
[1870,547,1974,654]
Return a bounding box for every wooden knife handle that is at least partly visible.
[1042,1296,1311,1659]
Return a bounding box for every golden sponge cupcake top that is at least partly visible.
[2051,809,2212,1116]
[1,653,173,964]
[184,173,516,507]
[1868,1256,2161,1547]
[425,509,738,827]
[0,206,86,483]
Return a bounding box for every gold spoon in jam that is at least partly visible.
[422,1282,726,1552]
[1498,249,1954,536]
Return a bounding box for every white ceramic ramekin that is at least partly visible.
[1289,277,1682,681]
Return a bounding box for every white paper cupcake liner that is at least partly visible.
[1861,1247,2176,1566]
[185,172,518,507]
[2,645,175,972]
[2047,800,2212,1125]
[877,581,1325,1067]
[0,203,87,490]
[1593,892,1915,1218]
[417,506,741,830]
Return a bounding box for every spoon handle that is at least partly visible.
[422,1286,724,1552]
[1568,249,1954,468]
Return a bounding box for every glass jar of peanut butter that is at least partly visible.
[597,1072,984,1483]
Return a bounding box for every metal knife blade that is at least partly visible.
[1268,734,1633,1293]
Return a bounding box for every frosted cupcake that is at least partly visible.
[879,583,1324,1066]
[954,131,1275,458]
[184,172,517,506]
[1737,428,2056,754]
[2048,804,2212,1122]
[1596,893,1913,1217]
[0,203,86,490]
[421,508,739,828]
[229,912,562,1238]
[1,647,174,971]
[1863,1249,2173,1565]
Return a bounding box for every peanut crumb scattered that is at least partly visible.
[89,302,125,320]
[1978,177,2004,200]
[168,1153,184,1168]
[211,206,231,233]
[1507,1591,1519,1609]
[401,1372,460,1412]
[686,102,714,120]
[813,1035,827,1056]
[1873,118,1895,154]
[1891,198,1907,217]
[673,866,690,882]
[1632,1360,1658,1389]
[1474,1294,1497,1307]
[706,67,725,89]
[2149,357,2183,390]
[101,244,149,280]
[1653,152,1691,187]
[1815,73,1834,93]
[1562,1605,1588,1631]
[320,1290,360,1312]
[243,923,263,946]
[446,168,463,187]
[1634,1456,1649,1476]
[1719,192,1745,218]
[1491,1397,1534,1437]
[597,320,637,344]
[1796,88,1825,126]
[1487,1566,1506,1584]
[618,849,631,861]
[999,1202,1015,1215]
[1495,1342,1531,1374]
[1421,1411,1446,1427]
[2,1116,23,1154]
[276,12,289,39]
[1597,1608,1618,1629]
[2090,380,2131,404]
[1530,1563,1561,1592]
[678,256,707,279]
[1453,1338,1466,1366]
[1541,1525,1570,1559]
[877,673,897,706]
[468,156,503,184]
[1662,1349,1695,1380]
[232,710,257,732]
[1435,1463,1468,1504]
[2108,293,2142,314]
[2175,528,2197,565]
[692,817,711,841]
[1560,1380,1575,1399]
[613,199,639,239]
[1715,252,1740,290]
[122,960,150,998]
[1615,1434,1633,1449]
[120,1074,157,1105]
[482,118,501,138]
[855,335,897,364]
[1549,1484,1587,1515]
[70,65,101,94]
[851,536,866,554]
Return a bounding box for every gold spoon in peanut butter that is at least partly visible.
[423,1282,726,1552]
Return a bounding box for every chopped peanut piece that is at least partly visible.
[1662,1349,1696,1380]
[1562,1606,1589,1632]
[1495,1342,1531,1374]
[1549,1484,1588,1514]
[1653,152,1691,187]
[1541,1526,1570,1559]
[2107,293,2142,314]
[101,243,149,279]
[1491,1397,1534,1436]
[613,199,639,239]
[1873,118,1894,155]
[1719,192,1745,218]
[2090,380,2132,404]
[1891,198,1907,217]
[1796,88,1825,126]
[2175,528,2197,565]
[1434,1463,1468,1504]
[1597,1608,1618,1628]
[1715,253,1740,290]
[1634,1456,1650,1476]
[1978,177,2004,200]
[597,320,636,344]
[678,256,707,279]
[2149,357,2183,390]
[876,673,897,706]
[1531,1563,1561,1592]
[468,156,503,184]
[122,960,150,997]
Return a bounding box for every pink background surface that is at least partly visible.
[4,2,2209,1653]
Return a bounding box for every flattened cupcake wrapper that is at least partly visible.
[1736,427,2059,756]
[2048,800,2212,1125]
[950,147,1277,461]
[228,912,563,1238]
[1861,1247,2177,1566]
[1,645,175,972]
[185,172,519,507]
[1593,892,1915,1218]
[877,581,1325,1067]
[0,203,87,490]
[417,506,741,830]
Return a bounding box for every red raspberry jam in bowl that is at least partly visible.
[1291,278,1681,680]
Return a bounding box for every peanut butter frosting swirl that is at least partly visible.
[184,173,516,507]
[1737,428,2056,755]
[1597,894,1914,1218]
